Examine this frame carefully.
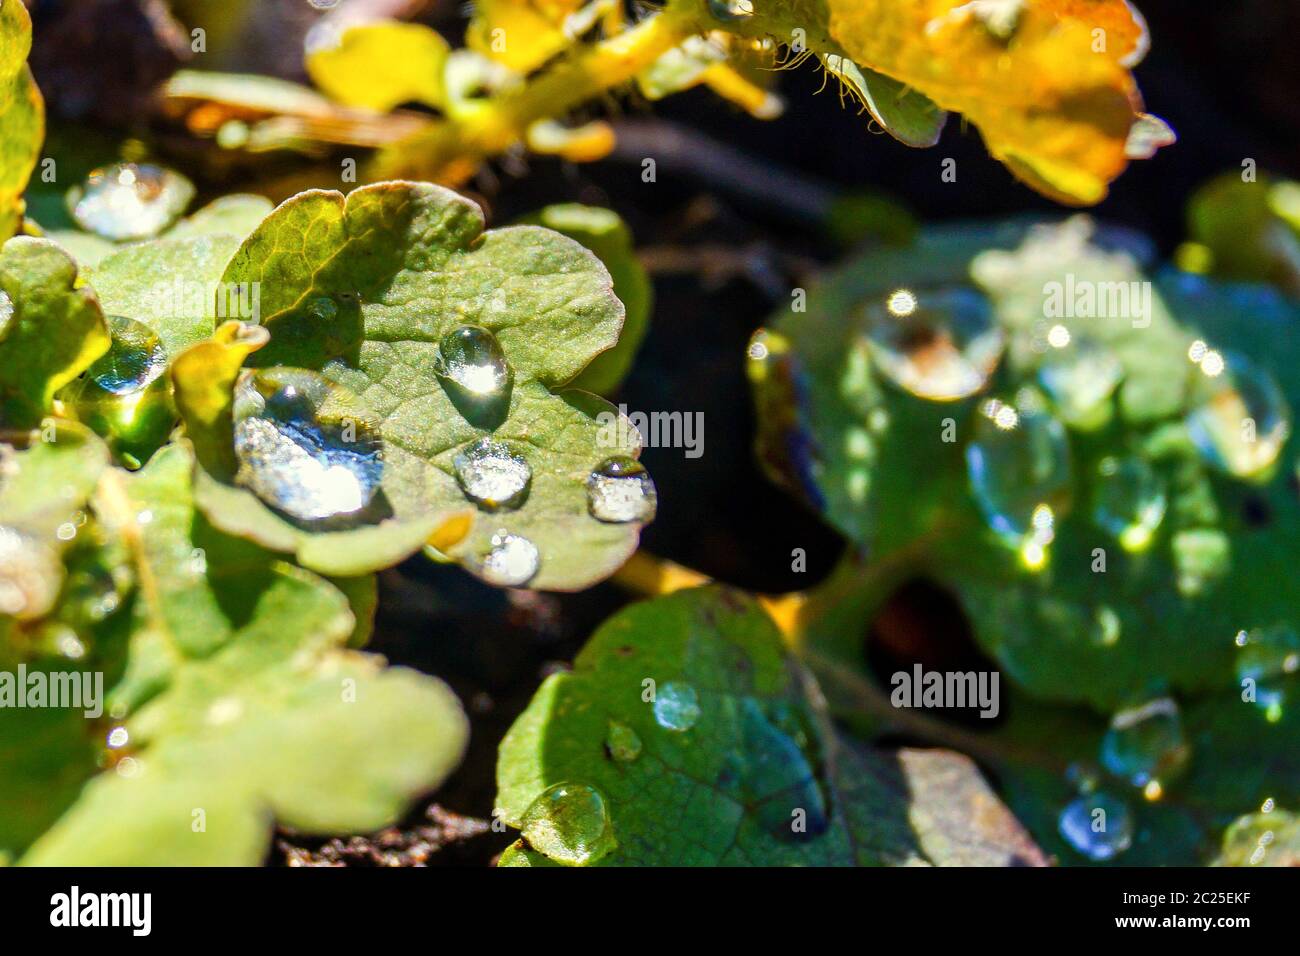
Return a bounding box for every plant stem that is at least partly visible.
[372,1,702,180]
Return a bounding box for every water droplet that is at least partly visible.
[478,531,539,587]
[106,726,129,749]
[966,390,1072,554]
[653,681,700,732]
[233,368,383,522]
[435,325,511,398]
[587,456,657,523]
[863,286,1004,401]
[67,163,195,241]
[1235,624,1300,722]
[0,526,62,620]
[605,721,642,762]
[454,438,531,510]
[1100,697,1190,789]
[520,782,616,865]
[307,296,338,323]
[90,316,168,395]
[1186,350,1290,478]
[1058,792,1134,861]
[1037,333,1123,426]
[1092,455,1166,551]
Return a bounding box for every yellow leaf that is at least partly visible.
[467,0,584,73]
[306,21,448,112]
[171,321,268,477]
[824,0,1155,204]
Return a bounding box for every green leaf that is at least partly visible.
[752,217,1300,709]
[184,181,651,588]
[496,585,1044,866]
[89,234,247,356]
[0,0,42,240]
[0,237,110,428]
[518,204,652,395]
[819,55,947,149]
[19,443,468,865]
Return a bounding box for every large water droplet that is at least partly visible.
[435,324,511,398]
[966,389,1071,558]
[1100,697,1190,789]
[605,720,642,762]
[67,163,195,241]
[1092,455,1166,551]
[232,368,383,522]
[653,681,700,732]
[478,531,539,587]
[0,526,63,620]
[1186,349,1290,478]
[587,456,657,523]
[89,315,168,396]
[519,782,616,865]
[1235,624,1300,723]
[1058,792,1134,861]
[454,438,531,510]
[1036,329,1123,427]
[739,699,829,843]
[863,286,1004,401]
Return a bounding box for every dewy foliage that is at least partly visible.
[749,215,1300,863]
[173,180,650,586]
[496,586,1045,866]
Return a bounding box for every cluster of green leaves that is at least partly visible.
[744,213,1300,864]
[0,2,655,864]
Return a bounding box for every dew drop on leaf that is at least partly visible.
[965,389,1071,555]
[1100,697,1190,789]
[520,782,616,865]
[604,720,642,762]
[587,456,656,523]
[1186,349,1290,478]
[862,286,1004,401]
[66,163,195,241]
[0,526,63,620]
[653,680,700,732]
[435,324,512,398]
[88,315,168,396]
[478,531,539,587]
[232,368,384,522]
[1058,792,1134,861]
[1235,624,1300,723]
[1035,329,1123,427]
[454,438,531,510]
[1092,455,1166,552]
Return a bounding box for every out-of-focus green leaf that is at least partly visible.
[19,444,468,865]
[188,181,651,588]
[0,0,42,240]
[0,238,110,428]
[1182,172,1300,296]
[518,203,652,395]
[496,585,1045,866]
[752,217,1300,709]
